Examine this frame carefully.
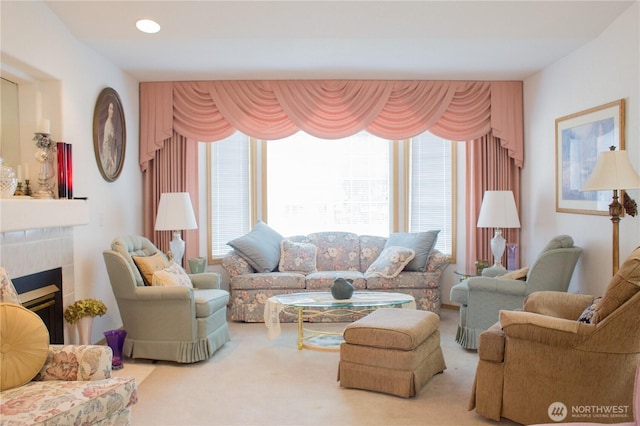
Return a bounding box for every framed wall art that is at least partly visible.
[93,87,126,182]
[555,99,625,215]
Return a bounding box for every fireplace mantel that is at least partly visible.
[0,198,89,232]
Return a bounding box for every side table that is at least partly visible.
[453,270,479,282]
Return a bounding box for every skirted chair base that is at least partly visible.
[124,322,230,364]
[338,308,446,398]
[455,327,482,350]
[121,289,231,363]
[454,305,486,349]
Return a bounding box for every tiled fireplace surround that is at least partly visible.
[0,199,89,343]
[1,226,75,301]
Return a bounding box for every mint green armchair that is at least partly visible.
[449,235,582,349]
[103,236,230,363]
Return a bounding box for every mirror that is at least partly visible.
[0,77,21,168]
[2,55,63,189]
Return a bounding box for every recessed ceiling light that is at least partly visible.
[136,19,161,34]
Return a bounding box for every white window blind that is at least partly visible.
[209,133,250,258]
[409,133,452,255]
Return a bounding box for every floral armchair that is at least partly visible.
[1,344,138,425]
[0,300,137,425]
[0,269,138,425]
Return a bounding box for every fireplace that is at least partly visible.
[12,268,64,344]
[0,200,89,346]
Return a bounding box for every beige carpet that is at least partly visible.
[118,308,517,426]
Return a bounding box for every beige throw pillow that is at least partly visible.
[152,261,193,287]
[132,252,169,285]
[498,267,529,281]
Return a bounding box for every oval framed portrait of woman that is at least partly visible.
[93,87,126,182]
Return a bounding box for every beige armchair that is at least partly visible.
[103,236,230,363]
[469,246,640,425]
[450,235,582,349]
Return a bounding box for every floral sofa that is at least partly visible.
[223,227,449,322]
[0,344,138,425]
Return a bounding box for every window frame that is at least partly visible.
[206,132,456,264]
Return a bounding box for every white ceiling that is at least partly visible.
[44,0,635,82]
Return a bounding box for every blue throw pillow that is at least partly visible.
[227,221,283,272]
[384,231,439,272]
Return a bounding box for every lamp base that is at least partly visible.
[169,231,185,266]
[488,228,507,272]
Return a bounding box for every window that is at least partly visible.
[207,134,250,259]
[408,134,453,256]
[266,132,390,236]
[207,131,454,262]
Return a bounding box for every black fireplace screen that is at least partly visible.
[12,268,64,344]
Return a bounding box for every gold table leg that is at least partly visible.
[297,307,303,350]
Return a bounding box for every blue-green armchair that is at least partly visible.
[449,235,582,349]
[103,236,230,363]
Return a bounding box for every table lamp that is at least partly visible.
[476,190,521,276]
[154,192,198,266]
[581,147,640,275]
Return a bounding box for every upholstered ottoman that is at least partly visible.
[338,308,446,398]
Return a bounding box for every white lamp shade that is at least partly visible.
[154,192,198,231]
[477,190,521,229]
[581,150,640,191]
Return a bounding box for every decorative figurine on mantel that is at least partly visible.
[13,182,24,196]
[32,119,55,199]
[14,163,32,196]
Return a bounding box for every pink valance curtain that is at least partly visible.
[139,80,523,264]
[140,80,523,171]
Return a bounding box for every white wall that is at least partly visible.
[522,2,639,296]
[1,2,142,339]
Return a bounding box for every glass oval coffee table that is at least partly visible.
[264,291,416,351]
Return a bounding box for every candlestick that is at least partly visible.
[14,182,24,196]
[38,119,50,134]
[32,132,55,199]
